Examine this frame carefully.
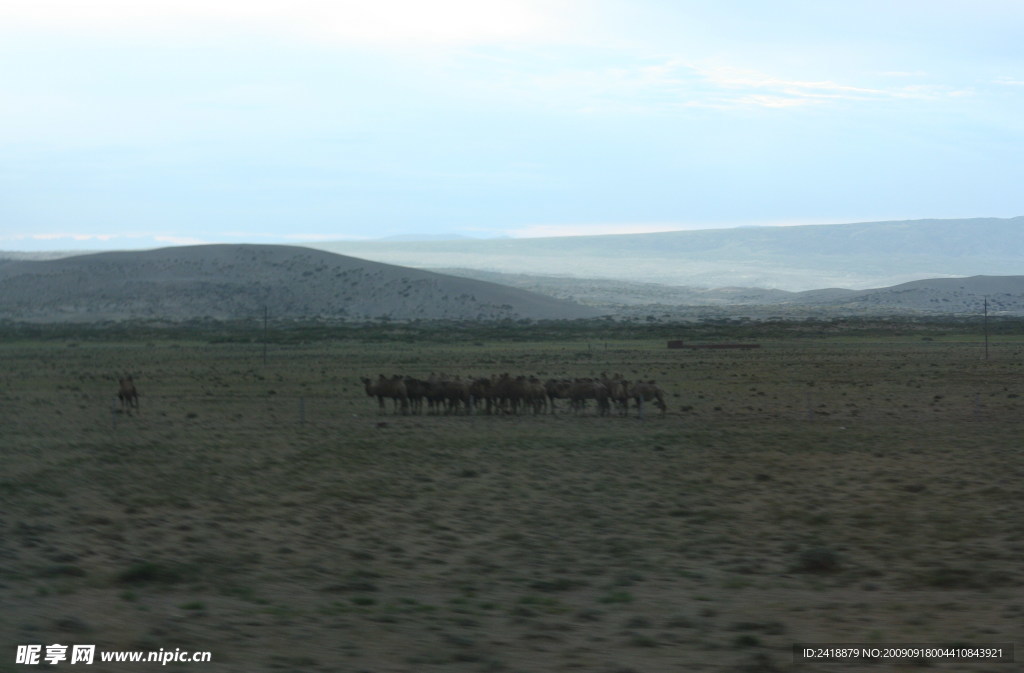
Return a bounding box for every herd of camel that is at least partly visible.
[361,373,668,417]
[114,371,667,419]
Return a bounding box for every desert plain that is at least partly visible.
[2,320,1022,672]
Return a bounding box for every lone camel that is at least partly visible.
[118,376,139,414]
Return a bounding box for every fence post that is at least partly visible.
[263,305,269,366]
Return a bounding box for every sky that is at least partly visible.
[2,0,1023,251]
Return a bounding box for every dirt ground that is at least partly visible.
[2,333,1022,672]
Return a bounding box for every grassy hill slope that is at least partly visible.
[0,244,601,322]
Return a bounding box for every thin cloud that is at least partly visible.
[695,65,887,98]
[687,63,967,108]
[154,235,208,245]
[7,233,121,242]
[0,233,206,246]
[0,0,569,46]
[879,70,930,78]
[280,233,372,242]
[508,223,707,238]
[507,58,971,114]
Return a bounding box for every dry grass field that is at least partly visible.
[2,323,1022,672]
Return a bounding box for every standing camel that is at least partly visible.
[118,376,139,414]
[630,381,667,417]
[361,375,409,414]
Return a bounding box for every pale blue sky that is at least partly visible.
[2,0,1022,250]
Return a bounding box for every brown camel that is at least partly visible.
[361,375,409,414]
[630,380,667,417]
[118,376,139,414]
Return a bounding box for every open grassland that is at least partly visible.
[2,322,1023,672]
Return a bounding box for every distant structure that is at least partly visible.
[668,341,760,350]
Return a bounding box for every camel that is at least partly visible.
[568,378,611,416]
[630,380,667,417]
[361,375,409,414]
[469,376,495,414]
[601,373,630,416]
[118,376,139,414]
[439,375,472,414]
[491,373,520,414]
[544,378,573,414]
[422,373,472,414]
[403,376,428,414]
[521,376,548,415]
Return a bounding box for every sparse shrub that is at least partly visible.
[515,595,567,613]
[598,590,634,604]
[664,614,694,628]
[733,634,762,647]
[792,547,842,574]
[909,564,1014,589]
[734,653,782,672]
[528,578,582,592]
[575,609,604,621]
[116,561,190,585]
[628,634,659,647]
[731,620,786,634]
[38,565,86,578]
[722,577,753,589]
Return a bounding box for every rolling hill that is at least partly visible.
[811,275,1024,314]
[0,244,602,323]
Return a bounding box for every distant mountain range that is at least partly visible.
[372,233,510,242]
[309,216,1024,291]
[0,244,600,323]
[2,217,1023,323]
[439,268,1024,317]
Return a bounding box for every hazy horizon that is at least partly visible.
[2,218,879,252]
[3,1,1023,252]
